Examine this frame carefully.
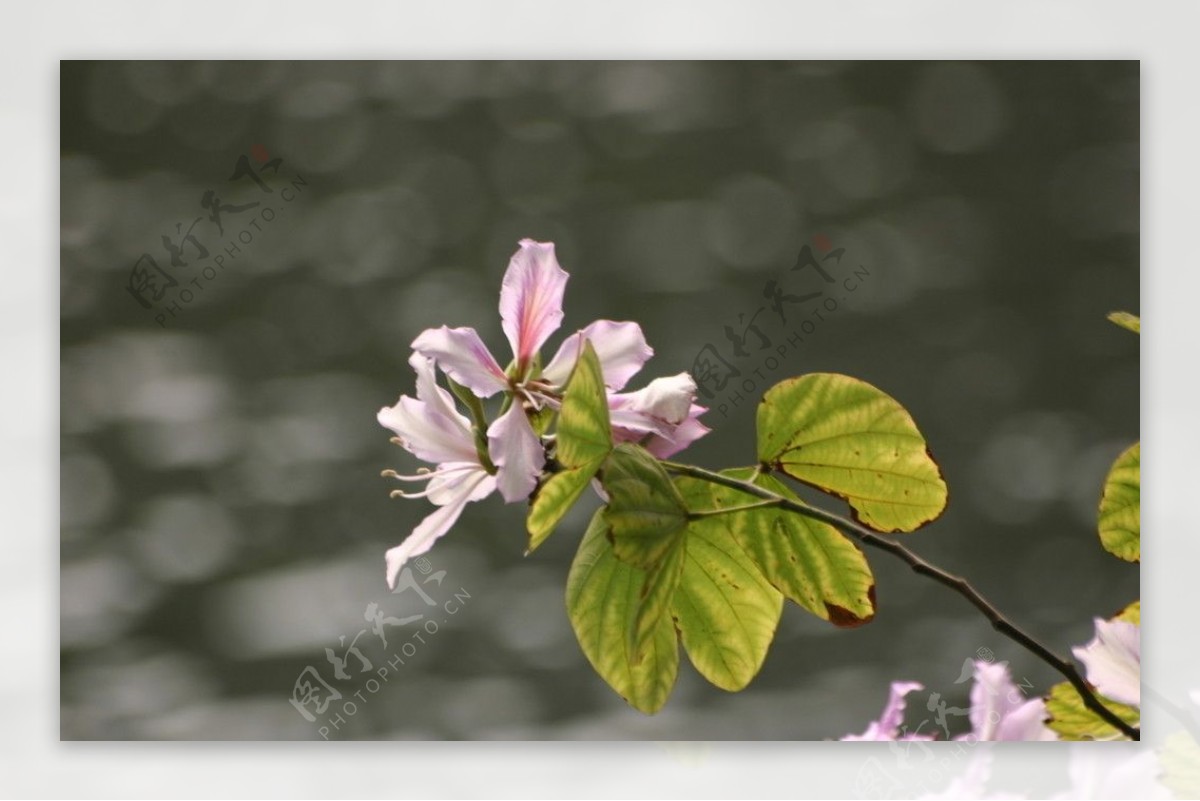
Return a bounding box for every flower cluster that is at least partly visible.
[845,617,1141,742]
[377,239,709,588]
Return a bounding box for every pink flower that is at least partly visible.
[956,660,1056,742]
[1072,618,1140,707]
[411,239,710,454]
[412,240,654,402]
[377,354,543,588]
[842,681,934,741]
[380,239,713,586]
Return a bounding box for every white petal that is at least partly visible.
[385,470,495,588]
[969,660,1026,740]
[542,320,654,390]
[486,403,545,503]
[412,326,508,398]
[409,352,472,424]
[425,461,497,506]
[995,698,1057,741]
[499,239,568,369]
[612,372,697,425]
[644,406,711,459]
[608,405,674,438]
[1072,618,1141,707]
[377,395,477,465]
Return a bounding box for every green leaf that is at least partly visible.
[631,539,687,665]
[712,468,876,626]
[1162,731,1200,800]
[757,373,948,533]
[1107,311,1141,334]
[526,341,612,552]
[526,468,596,553]
[565,509,679,714]
[1045,681,1140,740]
[1115,600,1140,625]
[1098,442,1140,562]
[601,443,689,661]
[671,476,783,692]
[528,404,556,436]
[554,341,612,469]
[602,443,690,568]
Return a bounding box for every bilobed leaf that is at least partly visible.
[602,443,689,568]
[601,443,689,661]
[565,509,679,714]
[757,374,948,533]
[1098,442,1139,562]
[671,476,783,692]
[712,468,875,626]
[526,341,611,552]
[1107,311,1141,334]
[1045,681,1140,741]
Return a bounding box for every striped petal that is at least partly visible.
[412,325,509,398]
[377,364,478,467]
[500,239,568,370]
[542,320,653,390]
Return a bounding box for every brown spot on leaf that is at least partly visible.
[824,584,877,628]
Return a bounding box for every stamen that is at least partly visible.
[390,487,437,499]
[381,467,436,482]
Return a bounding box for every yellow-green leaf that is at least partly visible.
[526,468,595,553]
[1115,600,1140,625]
[756,373,948,533]
[601,443,689,661]
[1107,311,1141,334]
[1045,681,1140,741]
[565,509,679,714]
[712,468,875,626]
[526,341,611,552]
[602,443,689,569]
[671,476,783,692]
[1098,442,1140,562]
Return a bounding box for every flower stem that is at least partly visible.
[660,459,1141,741]
[447,376,496,473]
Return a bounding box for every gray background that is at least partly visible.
[60,61,1139,740]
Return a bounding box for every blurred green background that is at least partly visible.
[60,61,1139,740]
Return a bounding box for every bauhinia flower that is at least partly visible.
[956,660,1056,742]
[841,680,934,741]
[377,353,543,588]
[844,662,1056,742]
[379,238,710,586]
[1072,618,1140,707]
[412,239,654,404]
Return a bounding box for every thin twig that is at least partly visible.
[661,459,1141,741]
[688,499,784,519]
